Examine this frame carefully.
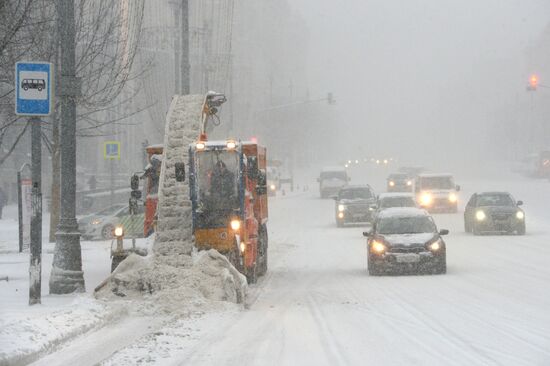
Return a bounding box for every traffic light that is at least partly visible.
[527,74,538,91]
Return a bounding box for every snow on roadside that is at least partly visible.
[0,296,125,366]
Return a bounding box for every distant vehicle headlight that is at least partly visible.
[337,212,344,219]
[448,193,458,203]
[420,193,432,206]
[270,184,276,191]
[516,211,524,220]
[389,181,395,187]
[338,204,346,212]
[91,219,102,225]
[429,240,441,251]
[475,210,486,221]
[406,180,412,186]
[371,241,386,254]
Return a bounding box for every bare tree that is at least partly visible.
[0,0,147,241]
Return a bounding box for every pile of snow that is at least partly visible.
[95,94,247,316]
[95,249,247,316]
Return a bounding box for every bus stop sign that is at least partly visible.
[15,62,53,116]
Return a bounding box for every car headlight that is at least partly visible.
[389,181,395,187]
[475,210,486,221]
[429,239,442,251]
[114,226,124,237]
[338,204,346,212]
[420,193,432,206]
[337,212,344,219]
[270,184,276,191]
[371,241,386,254]
[230,219,241,231]
[406,180,412,186]
[91,219,102,225]
[448,193,457,203]
[516,211,524,220]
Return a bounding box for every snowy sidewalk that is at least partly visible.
[0,205,126,365]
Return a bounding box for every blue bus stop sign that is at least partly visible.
[15,62,53,116]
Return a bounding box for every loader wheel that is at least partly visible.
[246,264,257,284]
[258,225,268,276]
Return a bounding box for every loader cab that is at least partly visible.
[190,143,243,229]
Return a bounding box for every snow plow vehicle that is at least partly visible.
[188,139,269,283]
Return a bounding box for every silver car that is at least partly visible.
[78,204,145,240]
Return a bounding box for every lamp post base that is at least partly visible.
[50,230,85,294]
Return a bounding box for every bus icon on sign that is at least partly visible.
[22,79,46,91]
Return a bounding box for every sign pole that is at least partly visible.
[29,117,42,305]
[18,171,23,253]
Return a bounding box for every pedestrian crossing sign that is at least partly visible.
[104,141,120,160]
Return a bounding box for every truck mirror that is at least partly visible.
[175,162,185,182]
[362,229,372,237]
[130,174,140,190]
[517,200,523,206]
[455,185,461,192]
[439,229,449,236]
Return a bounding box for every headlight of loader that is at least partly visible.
[420,193,432,206]
[371,241,386,254]
[475,210,486,221]
[338,204,346,212]
[389,181,395,187]
[230,219,241,231]
[516,211,524,220]
[114,225,124,238]
[448,193,458,203]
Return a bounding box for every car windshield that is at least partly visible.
[477,194,515,207]
[380,197,416,208]
[321,171,347,180]
[388,174,407,180]
[96,205,125,216]
[339,188,371,200]
[377,216,436,235]
[419,176,455,190]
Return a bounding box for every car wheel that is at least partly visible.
[368,259,383,276]
[473,223,481,236]
[336,220,343,228]
[464,219,471,233]
[433,259,447,274]
[101,224,114,239]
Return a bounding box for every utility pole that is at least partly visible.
[50,0,85,294]
[173,1,181,94]
[29,117,42,305]
[181,0,190,94]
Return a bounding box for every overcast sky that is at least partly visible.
[290,0,550,167]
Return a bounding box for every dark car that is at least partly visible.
[386,173,413,192]
[464,192,525,235]
[334,185,376,227]
[363,207,448,275]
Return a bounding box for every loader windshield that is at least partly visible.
[194,149,240,227]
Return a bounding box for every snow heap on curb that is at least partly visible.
[95,95,247,314]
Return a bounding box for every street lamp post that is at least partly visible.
[50,0,85,294]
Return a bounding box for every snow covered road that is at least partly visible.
[175,177,550,366]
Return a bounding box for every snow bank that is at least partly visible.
[95,250,247,315]
[0,297,124,366]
